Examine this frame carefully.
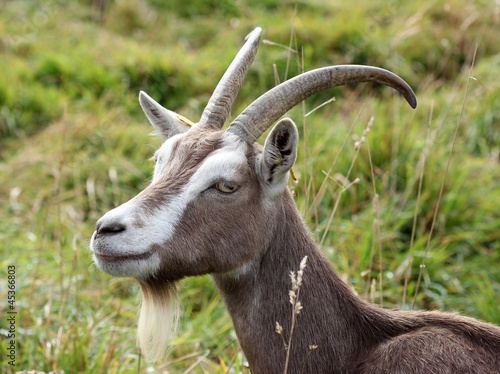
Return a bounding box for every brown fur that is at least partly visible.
[211,185,500,373]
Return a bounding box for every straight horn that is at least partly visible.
[197,27,262,129]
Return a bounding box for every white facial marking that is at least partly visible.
[152,133,184,183]
[91,133,249,279]
[186,145,248,199]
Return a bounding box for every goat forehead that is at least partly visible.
[153,131,222,181]
[142,131,250,208]
[156,130,247,165]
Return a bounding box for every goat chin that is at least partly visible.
[138,282,179,362]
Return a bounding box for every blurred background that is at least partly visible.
[0,0,499,372]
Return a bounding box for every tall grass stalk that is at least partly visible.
[401,103,433,307]
[365,122,384,306]
[318,112,369,247]
[305,111,357,218]
[412,44,478,309]
[55,113,69,369]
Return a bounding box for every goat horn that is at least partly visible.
[228,65,417,143]
[197,27,262,129]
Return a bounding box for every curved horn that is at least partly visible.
[228,65,417,143]
[197,27,262,129]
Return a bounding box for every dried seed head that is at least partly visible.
[367,116,374,131]
[363,116,374,137]
[295,276,302,289]
[355,117,375,150]
[309,344,318,351]
[294,301,303,314]
[295,256,308,289]
[297,257,307,281]
[299,256,308,271]
[275,322,283,335]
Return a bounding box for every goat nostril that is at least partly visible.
[96,221,126,235]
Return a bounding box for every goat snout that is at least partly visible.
[95,218,126,236]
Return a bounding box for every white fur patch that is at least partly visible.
[91,192,187,279]
[91,133,249,280]
[138,284,179,362]
[152,133,185,183]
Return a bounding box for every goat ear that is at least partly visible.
[139,91,193,139]
[258,118,298,194]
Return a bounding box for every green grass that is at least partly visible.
[0,0,499,372]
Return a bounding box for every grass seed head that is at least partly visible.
[294,301,303,315]
[275,321,283,335]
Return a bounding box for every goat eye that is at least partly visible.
[214,182,239,194]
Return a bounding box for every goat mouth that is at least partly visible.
[95,251,152,262]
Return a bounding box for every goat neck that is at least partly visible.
[213,188,500,373]
[212,189,387,373]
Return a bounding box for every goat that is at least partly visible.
[90,27,500,373]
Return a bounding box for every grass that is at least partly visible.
[0,0,499,372]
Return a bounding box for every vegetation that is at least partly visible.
[0,0,498,372]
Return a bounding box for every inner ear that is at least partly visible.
[259,118,299,187]
[272,122,295,158]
